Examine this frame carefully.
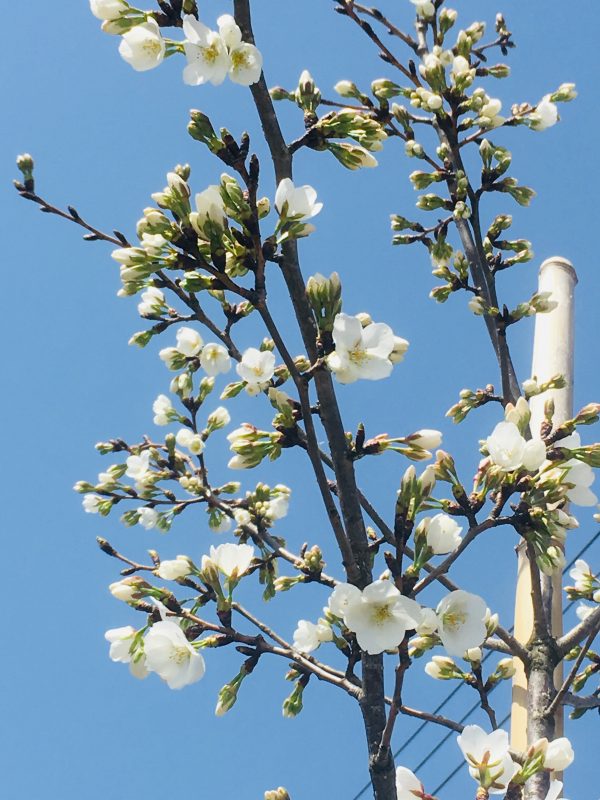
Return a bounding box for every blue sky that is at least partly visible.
[2,1,599,797]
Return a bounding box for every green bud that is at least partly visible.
[334,80,360,98]
[371,78,401,99]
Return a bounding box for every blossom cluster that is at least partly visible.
[90,2,263,86]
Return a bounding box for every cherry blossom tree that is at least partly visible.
[14,1,600,799]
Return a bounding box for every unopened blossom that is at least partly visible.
[486,421,546,472]
[266,489,290,520]
[478,98,505,128]
[138,286,165,317]
[182,15,230,86]
[152,394,173,426]
[119,20,165,72]
[82,494,103,514]
[156,555,192,581]
[343,579,422,654]
[327,313,395,384]
[206,543,255,579]
[410,0,435,18]
[176,326,203,357]
[200,343,231,376]
[109,578,144,603]
[570,559,595,592]
[543,737,574,771]
[274,179,323,221]
[105,626,148,679]
[90,0,127,21]
[209,513,233,534]
[206,406,231,431]
[389,335,410,364]
[328,582,362,618]
[293,619,333,653]
[436,590,488,656]
[236,347,276,387]
[425,513,463,555]
[424,655,461,680]
[416,606,438,635]
[408,429,443,449]
[457,725,518,793]
[144,620,206,689]
[217,15,263,85]
[396,767,426,800]
[125,450,151,481]
[138,506,159,530]
[175,427,205,455]
[191,186,226,235]
[531,95,559,130]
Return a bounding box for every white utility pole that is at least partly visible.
[511,256,578,751]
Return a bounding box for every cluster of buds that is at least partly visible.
[306,272,342,332]
[316,108,387,152]
[396,463,438,522]
[446,385,500,424]
[265,789,290,800]
[522,374,566,400]
[409,86,444,112]
[509,291,557,322]
[227,425,283,470]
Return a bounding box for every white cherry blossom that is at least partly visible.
[328,582,362,618]
[327,313,395,384]
[293,619,333,653]
[236,348,276,387]
[457,725,518,794]
[90,0,127,20]
[486,421,546,472]
[175,427,205,455]
[182,15,230,86]
[569,559,595,592]
[555,432,598,506]
[138,507,159,530]
[436,590,488,656]
[410,0,435,18]
[138,287,165,317]
[395,766,426,800]
[105,626,148,679]
[543,737,574,771]
[125,451,151,482]
[176,326,203,357]
[217,15,263,85]
[425,513,463,555]
[156,555,192,581]
[191,186,226,236]
[83,494,103,514]
[531,95,559,130]
[200,343,231,376]
[152,394,173,426]
[343,579,422,654]
[275,179,323,221]
[144,620,206,689]
[206,543,255,579]
[119,20,165,72]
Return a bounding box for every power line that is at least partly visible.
[350,530,600,799]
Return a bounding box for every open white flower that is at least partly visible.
[486,421,546,472]
[175,427,205,455]
[576,602,595,621]
[531,95,559,130]
[555,432,598,506]
[425,513,463,555]
[105,626,148,679]
[200,343,231,376]
[216,15,263,85]
[396,767,426,800]
[126,451,151,481]
[144,620,206,689]
[343,579,422,654]
[156,555,192,581]
[457,725,518,793]
[275,178,323,221]
[119,20,165,72]
[207,543,254,579]
[569,559,595,592]
[138,506,159,530]
[236,347,276,387]
[152,394,173,426]
[176,326,203,357]
[182,15,230,86]
[543,737,574,771]
[436,590,488,656]
[293,619,333,653]
[327,313,395,384]
[90,0,127,21]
